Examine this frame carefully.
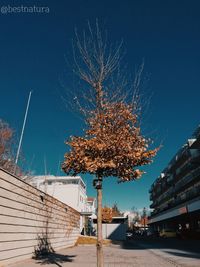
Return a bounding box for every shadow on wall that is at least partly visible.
[33,234,55,258]
[33,235,76,267]
[105,223,128,241]
[0,168,80,266]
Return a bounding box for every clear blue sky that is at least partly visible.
[0,0,200,211]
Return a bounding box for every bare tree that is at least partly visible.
[112,202,122,217]
[62,21,158,267]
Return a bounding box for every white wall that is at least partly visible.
[33,176,87,213]
[0,168,80,266]
[86,199,96,214]
[93,223,128,241]
[40,183,80,210]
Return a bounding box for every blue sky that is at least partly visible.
[0,0,200,211]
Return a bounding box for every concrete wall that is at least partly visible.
[93,223,128,241]
[0,168,80,266]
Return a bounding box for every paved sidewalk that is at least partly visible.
[7,243,185,267]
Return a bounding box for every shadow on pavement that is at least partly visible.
[165,250,200,259]
[32,234,76,266]
[33,252,76,267]
[118,237,200,260]
[119,240,143,250]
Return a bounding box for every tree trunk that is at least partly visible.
[97,178,103,267]
[96,81,104,267]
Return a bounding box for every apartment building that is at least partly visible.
[149,126,200,233]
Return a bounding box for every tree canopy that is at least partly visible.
[0,119,22,175]
[62,99,158,182]
[0,119,15,172]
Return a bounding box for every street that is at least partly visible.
[7,237,200,267]
[125,237,200,267]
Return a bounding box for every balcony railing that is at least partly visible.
[174,166,200,193]
[151,184,200,218]
[150,159,200,198]
[175,186,200,205]
[168,148,190,171]
[173,153,200,180]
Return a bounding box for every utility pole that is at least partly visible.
[15,91,32,169]
[143,207,147,229]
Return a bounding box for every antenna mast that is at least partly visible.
[15,91,32,166]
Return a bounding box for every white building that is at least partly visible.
[86,197,96,214]
[30,175,96,233]
[31,175,87,212]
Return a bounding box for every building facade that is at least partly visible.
[86,197,96,214]
[30,175,96,232]
[149,126,200,235]
[31,175,87,212]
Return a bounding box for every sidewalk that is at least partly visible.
[8,243,181,267]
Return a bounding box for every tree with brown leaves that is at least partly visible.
[0,119,15,173]
[0,119,22,176]
[62,21,158,267]
[102,206,113,223]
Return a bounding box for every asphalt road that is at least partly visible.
[126,236,200,267]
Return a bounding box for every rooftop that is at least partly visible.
[32,175,86,188]
[35,175,82,180]
[87,197,95,202]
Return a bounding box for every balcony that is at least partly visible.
[172,151,200,182]
[191,165,200,180]
[149,187,153,194]
[191,138,200,149]
[168,147,190,172]
[174,185,200,206]
[192,125,200,139]
[174,166,200,194]
[151,186,174,208]
[150,203,154,209]
[150,166,199,203]
[166,174,174,184]
[150,186,200,220]
[152,178,175,200]
[151,180,200,214]
[150,200,158,209]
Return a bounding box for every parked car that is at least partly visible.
[159,229,177,238]
[177,228,200,239]
[146,229,159,237]
[126,231,133,239]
